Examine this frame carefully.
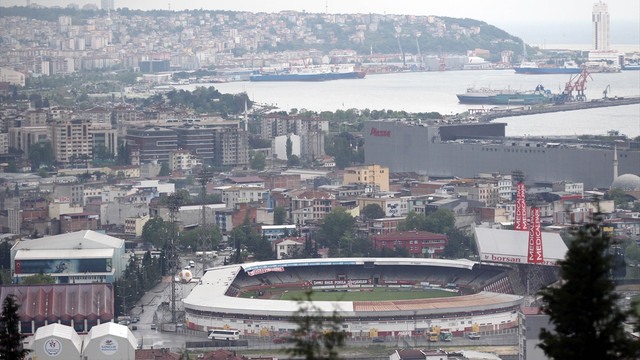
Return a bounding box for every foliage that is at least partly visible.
[274,206,287,225]
[537,214,640,359]
[425,208,456,234]
[443,228,475,258]
[158,162,171,177]
[164,87,251,117]
[249,151,266,170]
[178,225,222,251]
[319,207,356,253]
[141,217,169,248]
[287,154,300,167]
[324,133,361,169]
[286,290,346,360]
[28,142,55,171]
[606,188,629,209]
[0,242,10,271]
[286,136,293,160]
[114,254,162,317]
[397,211,428,231]
[21,273,55,285]
[0,295,30,360]
[361,204,385,221]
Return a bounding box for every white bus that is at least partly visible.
[208,329,240,341]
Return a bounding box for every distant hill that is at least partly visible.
[0,6,526,60]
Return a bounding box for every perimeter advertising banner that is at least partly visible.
[14,258,112,274]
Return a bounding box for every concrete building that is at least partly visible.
[169,149,202,173]
[273,237,305,259]
[518,307,552,360]
[0,67,26,86]
[273,134,301,161]
[261,224,297,241]
[344,164,389,192]
[372,230,448,257]
[364,120,640,190]
[10,230,126,284]
[8,126,50,156]
[173,127,214,164]
[126,127,178,163]
[220,186,267,208]
[124,215,150,237]
[592,1,610,50]
[51,119,92,165]
[213,127,249,167]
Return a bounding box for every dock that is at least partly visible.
[477,96,640,122]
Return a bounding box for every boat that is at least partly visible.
[622,63,640,70]
[515,61,582,74]
[457,85,554,105]
[250,65,366,82]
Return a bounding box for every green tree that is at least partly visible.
[627,241,640,264]
[141,217,169,248]
[287,291,346,360]
[286,135,293,160]
[361,204,385,221]
[0,295,30,360]
[425,208,455,234]
[397,211,428,231]
[274,206,287,225]
[538,215,640,359]
[319,207,355,253]
[607,188,629,209]
[21,273,56,285]
[158,162,171,177]
[287,154,300,167]
[250,151,266,170]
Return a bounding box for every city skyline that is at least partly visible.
[3,0,639,46]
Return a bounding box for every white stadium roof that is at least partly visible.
[474,228,568,266]
[184,258,522,318]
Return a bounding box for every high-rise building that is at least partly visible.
[101,0,115,10]
[592,1,610,50]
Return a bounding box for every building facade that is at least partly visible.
[371,230,448,256]
[344,164,389,192]
[592,1,610,51]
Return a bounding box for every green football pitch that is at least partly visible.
[274,287,458,301]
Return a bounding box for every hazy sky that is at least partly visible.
[5,0,639,44]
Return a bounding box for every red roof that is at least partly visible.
[135,348,180,360]
[0,284,113,324]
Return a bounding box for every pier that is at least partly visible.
[477,96,640,122]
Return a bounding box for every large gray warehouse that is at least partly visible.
[364,120,640,189]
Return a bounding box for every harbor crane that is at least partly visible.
[557,69,592,103]
[603,84,611,99]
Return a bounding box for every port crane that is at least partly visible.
[557,69,592,103]
[603,85,611,99]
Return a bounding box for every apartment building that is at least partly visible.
[344,164,389,192]
[51,119,92,165]
[213,127,249,167]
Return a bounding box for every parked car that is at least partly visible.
[150,323,157,330]
[467,332,480,340]
[130,325,137,331]
[273,338,286,344]
[372,338,384,343]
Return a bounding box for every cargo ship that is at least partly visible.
[250,65,366,82]
[514,61,582,74]
[457,85,554,105]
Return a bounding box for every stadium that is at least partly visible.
[183,257,531,338]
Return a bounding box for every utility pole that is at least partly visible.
[196,168,213,275]
[167,193,181,324]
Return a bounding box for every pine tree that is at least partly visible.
[0,295,30,360]
[538,215,640,359]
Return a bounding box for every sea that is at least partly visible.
[176,69,640,138]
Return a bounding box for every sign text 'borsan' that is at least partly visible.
[370,127,391,137]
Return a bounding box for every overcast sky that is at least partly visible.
[5,0,639,44]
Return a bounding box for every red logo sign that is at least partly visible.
[370,127,391,137]
[527,207,544,264]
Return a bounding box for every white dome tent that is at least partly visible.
[31,323,82,360]
[82,322,137,360]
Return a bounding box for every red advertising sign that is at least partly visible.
[527,207,544,263]
[515,182,528,231]
[369,127,391,137]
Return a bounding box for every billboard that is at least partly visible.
[15,258,112,275]
[474,228,567,267]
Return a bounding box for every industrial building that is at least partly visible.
[364,120,640,189]
[10,230,127,284]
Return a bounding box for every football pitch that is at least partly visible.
[275,287,458,301]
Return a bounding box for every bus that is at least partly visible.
[208,329,240,341]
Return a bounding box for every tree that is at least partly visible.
[21,273,55,285]
[287,154,300,167]
[287,291,346,360]
[250,151,266,170]
[425,208,455,234]
[158,162,171,177]
[0,295,30,360]
[274,206,287,225]
[607,188,629,209]
[286,135,293,160]
[361,204,385,221]
[537,214,640,359]
[397,211,428,231]
[141,217,169,248]
[319,207,355,253]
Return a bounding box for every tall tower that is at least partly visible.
[592,1,610,50]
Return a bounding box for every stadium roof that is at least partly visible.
[184,258,521,317]
[11,230,124,251]
[15,248,114,260]
[474,228,568,266]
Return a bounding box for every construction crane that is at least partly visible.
[603,84,611,99]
